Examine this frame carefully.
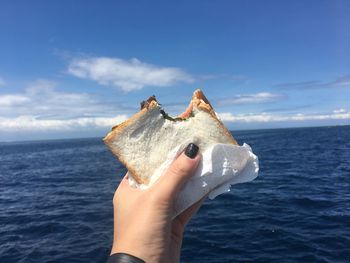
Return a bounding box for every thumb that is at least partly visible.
[153,143,200,201]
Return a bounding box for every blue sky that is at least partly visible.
[0,0,350,141]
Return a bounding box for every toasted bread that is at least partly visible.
[104,89,237,185]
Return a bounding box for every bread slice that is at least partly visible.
[104,89,237,185]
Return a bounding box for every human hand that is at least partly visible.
[110,143,202,263]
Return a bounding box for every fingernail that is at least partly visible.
[185,143,199,159]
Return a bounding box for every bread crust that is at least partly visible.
[103,89,237,184]
[191,89,237,145]
[103,100,159,184]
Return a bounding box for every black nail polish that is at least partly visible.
[185,143,199,159]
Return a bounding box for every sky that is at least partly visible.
[0,0,350,141]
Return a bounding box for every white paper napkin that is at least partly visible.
[129,143,259,217]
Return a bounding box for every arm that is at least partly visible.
[109,143,202,263]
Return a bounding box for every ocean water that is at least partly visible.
[1,126,349,263]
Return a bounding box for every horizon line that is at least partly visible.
[1,123,349,144]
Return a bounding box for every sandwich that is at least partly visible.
[104,89,238,185]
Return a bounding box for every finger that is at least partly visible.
[153,143,201,201]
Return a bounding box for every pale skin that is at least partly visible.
[111,150,203,263]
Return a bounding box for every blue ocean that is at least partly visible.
[1,126,349,263]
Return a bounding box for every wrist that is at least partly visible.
[111,243,159,263]
[107,253,145,263]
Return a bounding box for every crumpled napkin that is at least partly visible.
[129,143,259,217]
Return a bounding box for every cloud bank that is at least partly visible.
[0,115,127,131]
[0,78,348,137]
[219,109,350,123]
[2,109,348,132]
[0,79,128,132]
[0,79,129,119]
[68,56,194,91]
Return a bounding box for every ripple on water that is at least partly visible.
[1,127,350,263]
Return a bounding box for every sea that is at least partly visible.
[1,126,349,263]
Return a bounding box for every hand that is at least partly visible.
[110,143,202,263]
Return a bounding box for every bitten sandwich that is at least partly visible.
[104,89,238,185]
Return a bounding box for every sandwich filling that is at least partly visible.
[142,96,194,122]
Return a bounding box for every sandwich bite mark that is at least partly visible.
[103,89,237,185]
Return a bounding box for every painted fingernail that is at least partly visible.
[185,143,199,159]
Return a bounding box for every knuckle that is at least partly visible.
[171,161,191,176]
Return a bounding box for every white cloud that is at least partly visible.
[0,94,30,106]
[0,77,6,87]
[1,77,348,135]
[218,109,350,123]
[218,92,282,105]
[0,79,131,132]
[0,115,128,131]
[333,108,347,114]
[0,79,126,118]
[5,108,347,131]
[68,56,194,92]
